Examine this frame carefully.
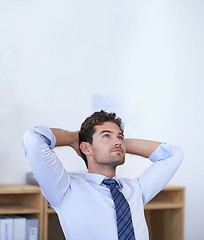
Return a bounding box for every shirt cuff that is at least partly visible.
[34,126,56,149]
[149,143,171,163]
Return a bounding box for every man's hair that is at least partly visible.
[79,110,124,168]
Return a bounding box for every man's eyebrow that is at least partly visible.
[100,130,113,135]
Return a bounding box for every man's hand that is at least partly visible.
[51,128,82,158]
[69,131,82,157]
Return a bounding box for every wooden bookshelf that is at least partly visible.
[0,185,184,240]
[43,185,185,240]
[0,184,43,240]
[144,185,185,240]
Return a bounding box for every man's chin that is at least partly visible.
[113,157,125,167]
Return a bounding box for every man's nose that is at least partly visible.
[114,140,121,147]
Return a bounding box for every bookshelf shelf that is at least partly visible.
[0,204,41,214]
[0,184,40,194]
[47,208,55,214]
[144,202,183,210]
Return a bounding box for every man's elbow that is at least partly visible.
[173,146,184,166]
[22,129,38,156]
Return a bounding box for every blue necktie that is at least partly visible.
[103,179,136,240]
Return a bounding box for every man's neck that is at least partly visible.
[88,166,116,179]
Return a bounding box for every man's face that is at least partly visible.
[89,122,126,168]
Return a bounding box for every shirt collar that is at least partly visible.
[86,173,122,189]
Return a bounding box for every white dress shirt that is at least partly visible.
[22,126,183,240]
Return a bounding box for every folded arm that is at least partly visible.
[22,126,80,207]
[123,138,183,205]
[137,143,183,205]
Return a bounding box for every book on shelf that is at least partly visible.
[0,215,39,240]
[0,215,13,240]
[9,215,26,240]
[25,217,39,240]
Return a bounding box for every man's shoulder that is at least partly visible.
[118,177,139,187]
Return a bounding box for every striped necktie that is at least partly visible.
[103,179,136,240]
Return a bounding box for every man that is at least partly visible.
[22,110,183,240]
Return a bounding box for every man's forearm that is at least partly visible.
[124,139,161,158]
[51,128,79,148]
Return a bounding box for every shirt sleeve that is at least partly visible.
[22,126,70,207]
[138,143,183,205]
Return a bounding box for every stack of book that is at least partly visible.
[0,215,38,240]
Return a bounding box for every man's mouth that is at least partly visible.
[111,148,124,153]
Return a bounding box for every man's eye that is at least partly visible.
[104,134,110,138]
[118,136,124,140]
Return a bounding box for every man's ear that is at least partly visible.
[79,142,92,157]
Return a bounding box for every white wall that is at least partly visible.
[0,0,204,239]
